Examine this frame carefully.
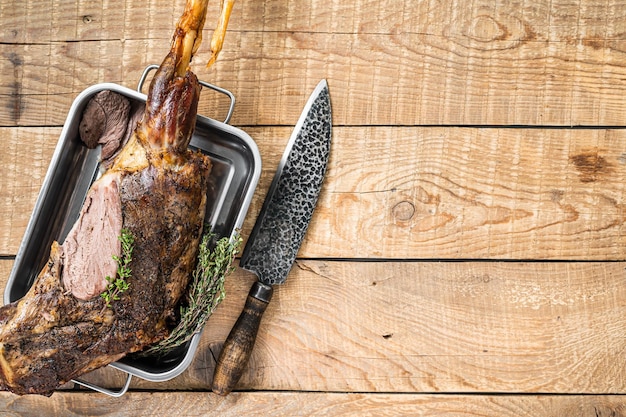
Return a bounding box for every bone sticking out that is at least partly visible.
[172,0,209,77]
[207,0,236,69]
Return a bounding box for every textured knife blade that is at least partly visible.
[240,79,332,285]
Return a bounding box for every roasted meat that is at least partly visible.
[0,0,234,396]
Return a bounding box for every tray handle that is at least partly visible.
[137,64,236,124]
[72,373,133,397]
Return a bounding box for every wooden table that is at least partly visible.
[2,0,626,415]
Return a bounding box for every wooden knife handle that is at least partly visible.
[212,281,273,396]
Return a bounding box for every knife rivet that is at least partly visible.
[392,201,415,221]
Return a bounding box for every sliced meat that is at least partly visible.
[61,172,123,300]
[79,90,131,158]
[79,90,146,167]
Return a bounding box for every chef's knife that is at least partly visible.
[211,79,332,396]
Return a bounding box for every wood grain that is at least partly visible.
[305,126,626,260]
[164,260,626,394]
[2,0,626,411]
[3,126,626,260]
[0,391,625,417]
[0,261,12,288]
[5,259,621,394]
[3,0,626,126]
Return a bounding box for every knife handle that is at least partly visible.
[212,281,273,396]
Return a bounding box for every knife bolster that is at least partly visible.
[250,281,273,303]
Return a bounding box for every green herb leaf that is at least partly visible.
[100,228,134,308]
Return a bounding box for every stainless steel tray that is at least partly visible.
[4,72,261,396]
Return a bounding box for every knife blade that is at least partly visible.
[211,79,332,396]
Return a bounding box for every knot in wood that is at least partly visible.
[392,201,415,221]
[469,15,508,42]
[569,150,613,183]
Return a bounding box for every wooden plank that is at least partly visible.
[5,259,622,394]
[163,261,626,394]
[0,391,625,416]
[306,126,626,260]
[0,261,12,287]
[2,0,626,126]
[3,126,626,260]
[4,0,626,42]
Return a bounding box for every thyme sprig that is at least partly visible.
[100,228,134,308]
[140,229,241,357]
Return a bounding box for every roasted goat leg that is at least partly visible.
[0,0,234,396]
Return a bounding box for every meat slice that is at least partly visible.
[0,0,232,396]
[78,90,131,155]
[78,90,144,166]
[61,173,123,300]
